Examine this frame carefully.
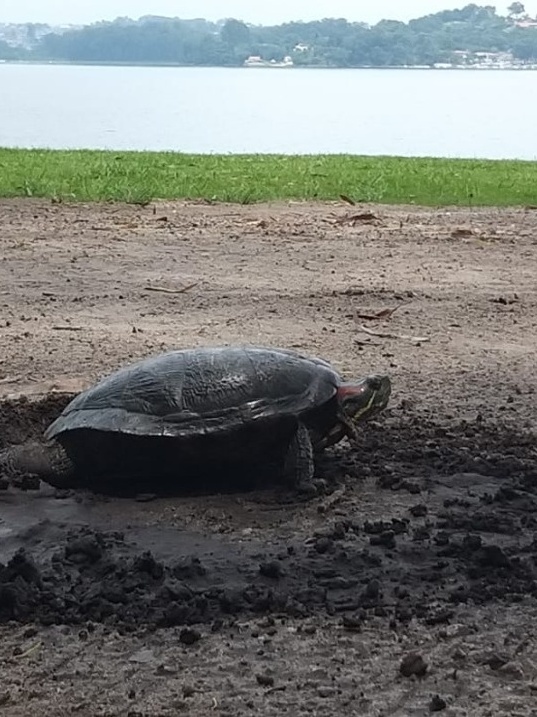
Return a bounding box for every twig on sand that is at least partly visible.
[357,324,430,344]
[14,641,42,659]
[354,303,408,322]
[52,326,84,331]
[335,211,378,224]
[354,338,380,347]
[144,282,198,295]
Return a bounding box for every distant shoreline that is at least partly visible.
[2,59,537,71]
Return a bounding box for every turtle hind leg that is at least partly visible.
[0,440,77,489]
[283,421,319,496]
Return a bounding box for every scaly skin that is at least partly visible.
[0,440,76,489]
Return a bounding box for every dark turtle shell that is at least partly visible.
[45,346,342,441]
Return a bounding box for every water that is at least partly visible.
[1,63,536,159]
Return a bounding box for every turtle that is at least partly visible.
[0,346,391,495]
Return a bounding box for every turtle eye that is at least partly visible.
[367,377,382,391]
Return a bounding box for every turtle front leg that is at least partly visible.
[283,421,320,495]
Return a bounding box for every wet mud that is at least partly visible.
[1,395,535,631]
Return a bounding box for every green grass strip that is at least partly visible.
[0,149,536,206]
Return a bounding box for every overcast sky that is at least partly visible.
[1,1,536,26]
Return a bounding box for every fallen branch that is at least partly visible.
[358,324,430,344]
[336,211,378,224]
[144,282,198,295]
[354,303,408,321]
[52,326,84,331]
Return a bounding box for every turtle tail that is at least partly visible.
[0,440,77,489]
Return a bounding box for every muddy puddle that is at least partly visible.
[1,394,536,631]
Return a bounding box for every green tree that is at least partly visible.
[25,5,537,69]
[508,3,526,18]
[220,19,251,46]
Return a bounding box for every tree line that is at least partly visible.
[2,4,537,67]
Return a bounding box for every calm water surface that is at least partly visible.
[1,63,536,159]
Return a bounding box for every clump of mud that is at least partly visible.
[0,395,536,630]
[0,393,73,449]
[1,511,535,631]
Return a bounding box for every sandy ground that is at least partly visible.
[0,199,536,716]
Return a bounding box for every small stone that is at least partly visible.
[256,673,274,687]
[370,531,396,549]
[409,504,428,517]
[482,653,509,671]
[129,649,155,664]
[400,653,428,678]
[314,537,333,554]
[342,615,362,632]
[497,661,524,680]
[462,534,482,551]
[438,623,472,639]
[182,685,196,697]
[364,579,380,599]
[259,561,284,579]
[179,628,201,646]
[155,664,177,676]
[451,647,467,662]
[318,686,336,698]
[429,695,447,712]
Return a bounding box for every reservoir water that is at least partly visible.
[0,63,536,159]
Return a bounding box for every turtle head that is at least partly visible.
[338,374,391,426]
[320,374,391,449]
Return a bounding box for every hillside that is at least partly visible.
[1,3,537,67]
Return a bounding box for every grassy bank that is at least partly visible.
[0,149,536,206]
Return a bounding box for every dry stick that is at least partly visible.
[144,282,198,294]
[14,641,43,659]
[52,326,84,331]
[358,324,430,343]
[336,212,378,224]
[354,302,409,322]
[0,375,24,384]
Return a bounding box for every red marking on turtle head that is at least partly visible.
[336,383,367,398]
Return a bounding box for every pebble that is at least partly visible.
[497,661,525,680]
[179,628,201,646]
[314,537,333,554]
[429,695,447,712]
[400,653,428,678]
[259,561,284,579]
[129,648,155,664]
[317,686,336,698]
[409,504,428,517]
